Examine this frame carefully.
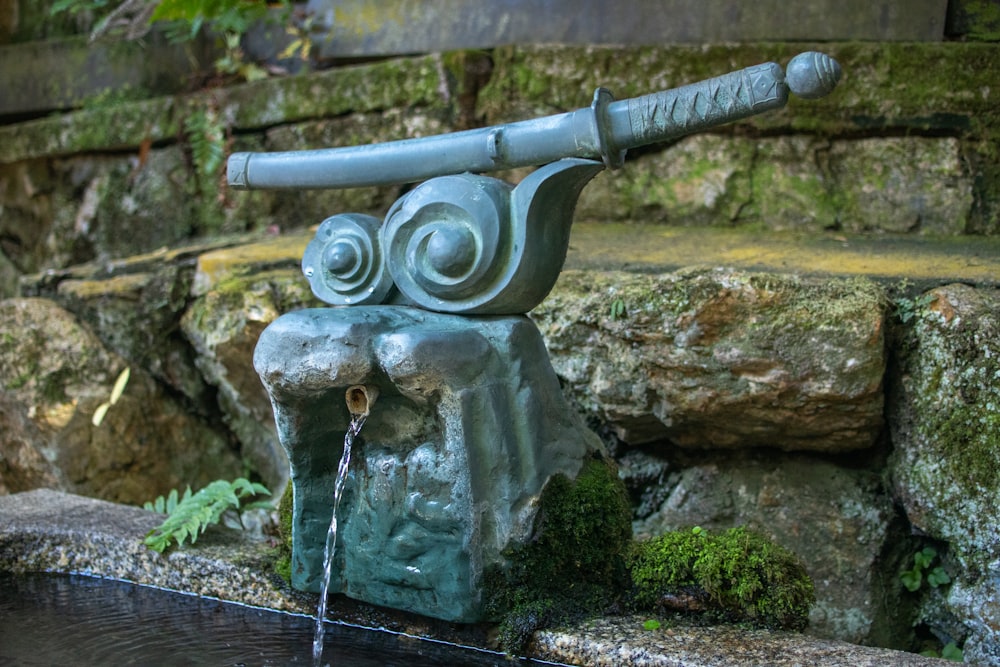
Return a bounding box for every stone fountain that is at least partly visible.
[234,52,842,623]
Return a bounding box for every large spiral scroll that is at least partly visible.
[381,159,604,315]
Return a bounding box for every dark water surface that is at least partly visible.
[0,572,555,667]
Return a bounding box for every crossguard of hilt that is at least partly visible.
[301,159,604,315]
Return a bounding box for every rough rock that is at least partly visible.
[180,237,322,491]
[0,151,198,277]
[577,134,754,225]
[0,297,241,504]
[532,615,948,667]
[829,137,972,235]
[632,455,907,646]
[50,254,211,410]
[575,135,972,234]
[533,268,887,452]
[888,283,1000,661]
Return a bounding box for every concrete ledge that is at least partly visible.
[0,490,946,665]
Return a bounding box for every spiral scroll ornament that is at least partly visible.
[381,175,513,313]
[301,213,394,306]
[379,159,605,315]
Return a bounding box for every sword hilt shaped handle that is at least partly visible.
[608,52,841,152]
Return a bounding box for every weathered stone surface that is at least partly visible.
[481,42,1000,136]
[576,135,972,234]
[888,283,1000,662]
[631,455,909,646]
[946,572,1000,666]
[889,284,1000,571]
[577,134,754,225]
[533,268,886,452]
[180,244,322,492]
[829,138,972,235]
[255,306,603,622]
[0,53,452,164]
[53,262,208,408]
[308,0,948,57]
[532,615,948,667]
[0,297,241,504]
[0,31,217,117]
[0,150,197,275]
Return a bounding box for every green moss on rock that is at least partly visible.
[274,481,294,582]
[484,455,633,653]
[630,526,815,631]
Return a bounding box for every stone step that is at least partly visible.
[565,222,1000,290]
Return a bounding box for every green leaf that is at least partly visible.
[941,642,963,662]
[927,566,951,588]
[914,547,937,570]
[642,619,661,631]
[900,569,922,592]
[142,478,271,553]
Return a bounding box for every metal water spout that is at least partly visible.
[345,385,378,419]
[246,52,842,624]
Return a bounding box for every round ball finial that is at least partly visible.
[323,240,359,276]
[426,226,476,278]
[786,52,842,99]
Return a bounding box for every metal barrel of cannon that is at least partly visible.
[228,51,841,191]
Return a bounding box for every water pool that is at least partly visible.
[0,572,561,666]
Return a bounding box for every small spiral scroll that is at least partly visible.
[302,213,393,306]
[382,175,512,313]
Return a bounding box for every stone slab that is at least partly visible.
[532,616,947,667]
[0,31,217,119]
[307,0,947,57]
[562,224,1000,290]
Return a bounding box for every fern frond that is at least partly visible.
[143,478,271,553]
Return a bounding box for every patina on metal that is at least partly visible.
[229,52,840,190]
[228,52,840,315]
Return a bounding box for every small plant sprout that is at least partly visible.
[900,546,951,593]
[642,618,662,631]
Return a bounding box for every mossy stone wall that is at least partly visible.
[1,41,997,299]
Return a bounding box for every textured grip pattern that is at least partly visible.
[627,62,787,147]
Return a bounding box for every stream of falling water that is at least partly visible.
[312,411,366,667]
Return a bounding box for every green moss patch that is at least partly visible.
[630,526,815,631]
[274,481,294,582]
[483,455,633,653]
